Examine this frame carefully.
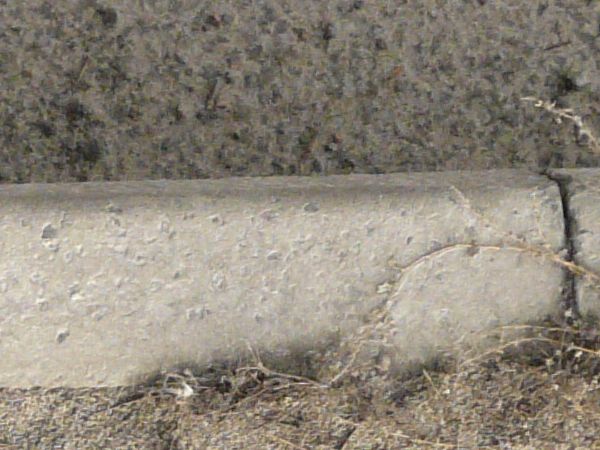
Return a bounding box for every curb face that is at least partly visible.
[391,245,563,368]
[548,169,600,320]
[0,171,566,386]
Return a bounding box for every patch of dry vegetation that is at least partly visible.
[521,96,600,155]
[5,317,600,448]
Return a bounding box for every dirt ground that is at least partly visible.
[3,319,600,449]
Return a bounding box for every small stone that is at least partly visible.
[63,250,74,263]
[56,329,70,344]
[186,306,210,320]
[159,218,171,233]
[41,223,57,240]
[209,214,224,225]
[303,202,319,212]
[266,250,281,260]
[104,202,123,214]
[259,209,278,221]
[377,282,393,294]
[36,298,49,311]
[211,272,226,290]
[42,240,60,252]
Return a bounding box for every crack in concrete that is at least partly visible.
[540,169,579,322]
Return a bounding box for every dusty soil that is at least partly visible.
[3,320,600,449]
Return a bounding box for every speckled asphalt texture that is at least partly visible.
[1,0,599,183]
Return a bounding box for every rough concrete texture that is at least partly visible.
[1,1,599,183]
[390,245,564,369]
[548,168,600,319]
[0,170,565,387]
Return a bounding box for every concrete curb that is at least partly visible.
[548,169,600,320]
[0,169,595,387]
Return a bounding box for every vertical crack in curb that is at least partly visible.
[540,169,579,323]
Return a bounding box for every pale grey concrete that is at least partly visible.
[548,169,600,319]
[390,245,564,370]
[0,170,566,387]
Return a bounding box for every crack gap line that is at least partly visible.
[540,169,579,324]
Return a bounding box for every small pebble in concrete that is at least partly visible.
[266,250,282,260]
[209,214,224,224]
[42,240,60,252]
[259,209,279,221]
[41,224,57,240]
[186,306,210,321]
[211,272,226,290]
[303,202,319,212]
[35,298,48,311]
[56,329,70,344]
[104,202,123,214]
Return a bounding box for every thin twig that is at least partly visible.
[422,369,441,397]
[237,363,329,389]
[459,337,562,368]
[521,96,599,153]
[268,433,307,450]
[393,432,459,448]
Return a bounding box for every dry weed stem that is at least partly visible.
[521,96,600,153]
